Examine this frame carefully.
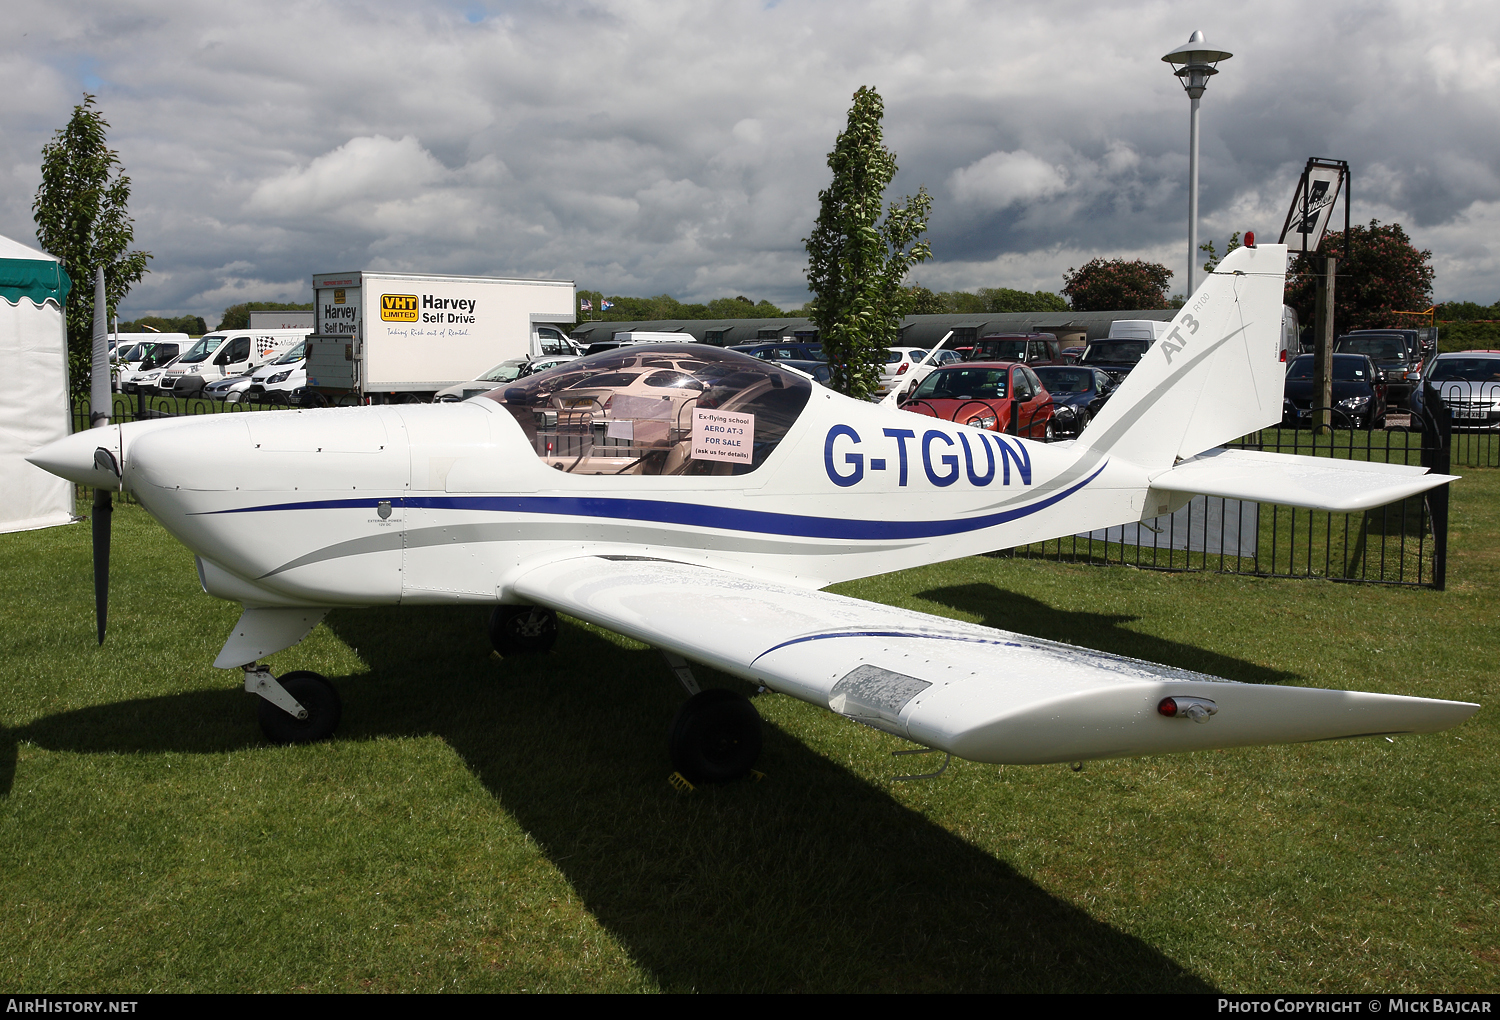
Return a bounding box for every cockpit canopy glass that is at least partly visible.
[482,344,813,476]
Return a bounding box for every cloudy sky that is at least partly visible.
[3,0,1497,323]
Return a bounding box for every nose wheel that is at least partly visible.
[489,605,559,655]
[248,667,342,744]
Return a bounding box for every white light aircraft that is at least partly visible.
[30,244,1478,782]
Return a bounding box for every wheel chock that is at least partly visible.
[667,771,696,793]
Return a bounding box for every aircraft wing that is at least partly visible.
[513,556,1476,765]
[1150,448,1458,513]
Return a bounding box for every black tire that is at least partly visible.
[668,688,762,784]
[257,671,342,745]
[1044,418,1056,442]
[489,605,558,655]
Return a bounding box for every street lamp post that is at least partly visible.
[1162,30,1232,299]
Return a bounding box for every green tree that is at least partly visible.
[1285,220,1434,333]
[803,86,932,398]
[1199,232,1241,274]
[1434,300,1497,321]
[217,301,314,330]
[118,314,207,335]
[32,94,151,386]
[1061,258,1174,311]
[906,285,944,315]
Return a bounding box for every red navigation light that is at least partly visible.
[1158,697,1179,717]
[1244,231,1256,248]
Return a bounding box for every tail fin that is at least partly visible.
[1077,243,1288,469]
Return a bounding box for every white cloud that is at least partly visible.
[2,0,1498,317]
[950,150,1068,210]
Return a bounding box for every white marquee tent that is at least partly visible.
[0,233,74,534]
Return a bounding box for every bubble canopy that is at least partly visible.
[482,344,814,476]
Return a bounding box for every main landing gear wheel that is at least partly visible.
[257,670,342,745]
[489,605,558,655]
[668,688,762,784]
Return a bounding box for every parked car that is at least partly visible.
[204,373,255,403]
[782,359,832,385]
[966,333,1066,366]
[1333,334,1422,408]
[898,361,1056,439]
[517,354,580,378]
[731,342,827,362]
[1031,365,1117,437]
[243,342,309,404]
[1348,327,1433,363]
[118,341,187,394]
[1410,351,1500,429]
[1078,338,1152,383]
[1281,353,1387,430]
[887,348,964,402]
[876,347,931,396]
[436,358,532,402]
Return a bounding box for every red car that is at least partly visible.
[897,361,1057,440]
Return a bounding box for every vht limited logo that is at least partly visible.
[381,294,419,322]
[380,293,478,324]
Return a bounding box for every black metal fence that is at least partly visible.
[999,386,1457,590]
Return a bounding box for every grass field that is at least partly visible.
[1,473,1496,992]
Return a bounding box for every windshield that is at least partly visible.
[138,344,180,369]
[1335,337,1407,362]
[886,349,925,364]
[909,366,1010,401]
[484,344,811,476]
[1428,357,1500,382]
[177,337,225,364]
[1033,367,1093,394]
[1286,355,1374,382]
[479,360,528,383]
[273,341,306,365]
[1081,341,1150,365]
[116,343,146,361]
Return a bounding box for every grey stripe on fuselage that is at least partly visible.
[260,520,916,579]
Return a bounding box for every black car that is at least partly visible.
[1031,365,1116,436]
[1333,334,1421,408]
[782,359,832,385]
[730,341,826,362]
[1348,327,1433,363]
[1078,339,1151,383]
[1282,353,1387,430]
[1410,351,1500,429]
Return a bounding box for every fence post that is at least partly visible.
[1420,380,1451,590]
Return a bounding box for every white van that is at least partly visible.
[159,328,310,398]
[611,331,691,344]
[1106,319,1174,341]
[118,338,192,394]
[242,341,308,404]
[111,334,190,391]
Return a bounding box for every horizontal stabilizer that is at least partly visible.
[1150,448,1458,513]
[512,556,1477,765]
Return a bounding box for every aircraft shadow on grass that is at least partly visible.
[0,588,1246,992]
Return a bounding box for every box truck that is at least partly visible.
[305,271,576,403]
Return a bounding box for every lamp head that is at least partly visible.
[1162,30,1232,99]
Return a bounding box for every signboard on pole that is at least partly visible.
[1278,158,1349,255]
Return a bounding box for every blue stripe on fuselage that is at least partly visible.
[193,461,1107,541]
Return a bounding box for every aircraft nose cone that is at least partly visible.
[27,426,122,490]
